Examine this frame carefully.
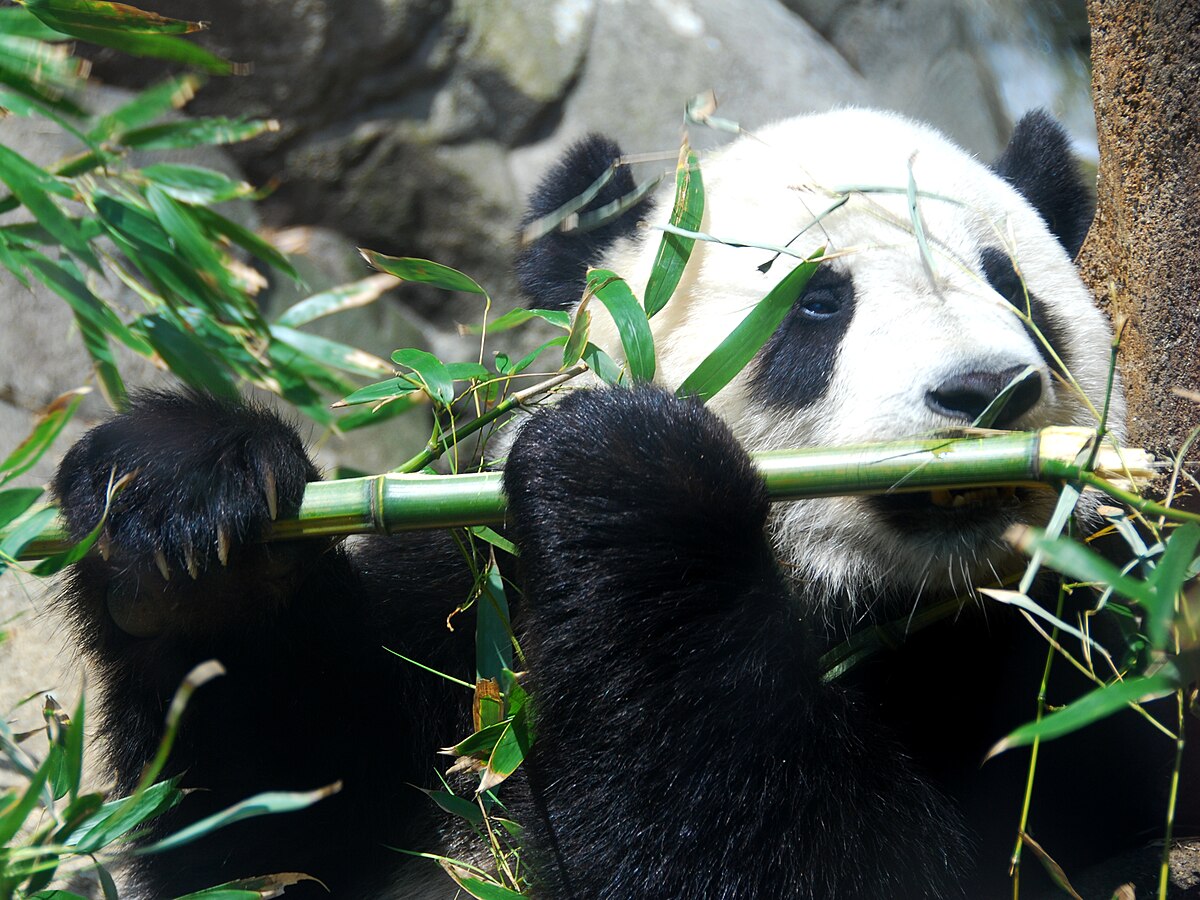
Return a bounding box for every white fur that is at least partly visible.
[582,109,1122,617]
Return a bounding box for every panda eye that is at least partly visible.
[799,291,841,320]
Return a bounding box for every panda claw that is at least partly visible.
[153,549,171,581]
[97,530,111,562]
[184,544,200,580]
[217,525,231,567]
[264,468,278,521]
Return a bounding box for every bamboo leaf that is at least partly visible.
[87,74,202,142]
[987,666,1181,759]
[478,701,534,793]
[392,348,454,405]
[135,314,239,398]
[476,562,513,682]
[71,779,182,853]
[438,868,525,900]
[0,505,57,563]
[140,163,254,204]
[188,204,300,283]
[139,784,340,855]
[270,325,392,378]
[360,250,486,294]
[19,0,207,34]
[585,268,655,382]
[462,306,571,335]
[0,144,100,269]
[1144,523,1200,650]
[174,873,319,899]
[333,377,420,409]
[0,487,42,529]
[0,388,86,486]
[1014,528,1154,606]
[561,307,590,369]
[414,785,483,826]
[115,117,278,151]
[677,252,822,402]
[274,275,397,327]
[644,146,703,318]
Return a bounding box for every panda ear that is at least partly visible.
[515,135,649,310]
[991,110,1094,258]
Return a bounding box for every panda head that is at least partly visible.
[517,108,1121,619]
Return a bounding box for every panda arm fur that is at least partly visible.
[503,387,968,898]
[52,390,476,897]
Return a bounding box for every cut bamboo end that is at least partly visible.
[1036,426,1156,492]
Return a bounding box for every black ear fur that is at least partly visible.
[991,110,1094,258]
[515,135,650,310]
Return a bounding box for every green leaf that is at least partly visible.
[443,720,510,758]
[270,325,392,378]
[21,0,207,34]
[1144,523,1200,649]
[415,786,483,826]
[562,307,590,369]
[470,526,517,557]
[115,117,278,151]
[988,665,1181,758]
[334,377,420,409]
[136,314,238,398]
[360,250,486,294]
[71,778,182,852]
[0,144,100,269]
[0,505,57,561]
[677,252,823,402]
[0,388,85,485]
[582,342,623,386]
[392,348,455,405]
[274,275,396,327]
[140,163,254,204]
[0,487,43,528]
[478,702,535,793]
[188,204,301,283]
[0,5,69,40]
[585,269,655,382]
[439,871,526,900]
[1018,529,1154,607]
[140,784,339,855]
[174,873,320,899]
[476,562,513,682]
[462,306,571,334]
[87,74,202,142]
[20,0,234,73]
[644,147,703,318]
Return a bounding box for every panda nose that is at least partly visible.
[925,366,1043,428]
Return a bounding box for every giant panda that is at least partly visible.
[51,108,1188,899]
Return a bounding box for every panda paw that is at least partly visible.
[53,390,317,585]
[504,386,769,568]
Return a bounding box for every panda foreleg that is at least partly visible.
[504,387,969,899]
[51,390,474,896]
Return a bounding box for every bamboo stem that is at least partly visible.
[2,427,1158,562]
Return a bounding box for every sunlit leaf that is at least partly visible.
[115,117,278,151]
[140,163,253,204]
[274,274,397,327]
[360,249,486,295]
[585,269,654,382]
[0,144,100,269]
[270,325,392,378]
[677,252,822,402]
[87,73,202,142]
[987,665,1181,758]
[644,146,703,318]
[392,348,454,405]
[0,388,86,485]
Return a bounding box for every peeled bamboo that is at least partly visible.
[1,427,1155,562]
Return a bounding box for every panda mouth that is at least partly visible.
[869,485,1024,529]
[926,486,1018,509]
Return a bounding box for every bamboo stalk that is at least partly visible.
[1,427,1156,562]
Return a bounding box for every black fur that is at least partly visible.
[980,246,1070,376]
[514,135,650,310]
[990,110,1094,258]
[749,265,857,408]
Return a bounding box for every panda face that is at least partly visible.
[522,109,1121,619]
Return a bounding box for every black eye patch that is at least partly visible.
[980,248,1068,377]
[750,266,856,409]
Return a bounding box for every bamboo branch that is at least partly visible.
[2,427,1159,562]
